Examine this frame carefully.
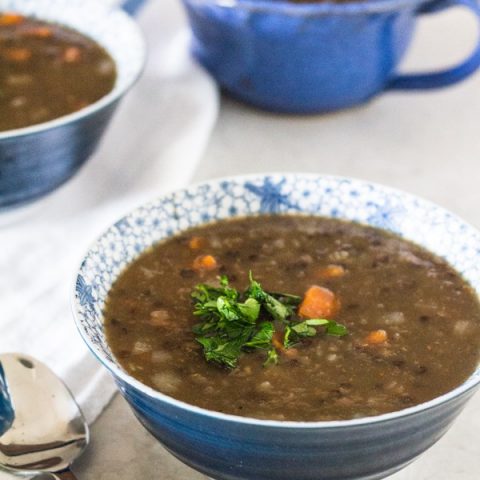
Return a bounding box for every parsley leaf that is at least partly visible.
[192,273,348,369]
[268,292,302,306]
[247,272,292,321]
[244,322,274,349]
[264,348,279,366]
[196,335,247,369]
[238,297,261,322]
[291,322,317,337]
[325,320,348,337]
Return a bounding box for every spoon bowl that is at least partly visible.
[0,353,88,477]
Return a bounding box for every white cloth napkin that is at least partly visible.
[0,0,218,424]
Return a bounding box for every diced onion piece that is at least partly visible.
[152,372,180,394]
[149,310,170,327]
[454,320,470,336]
[151,351,172,363]
[383,312,405,326]
[256,381,273,393]
[132,341,151,355]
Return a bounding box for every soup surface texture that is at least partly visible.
[0,13,116,132]
[105,216,480,421]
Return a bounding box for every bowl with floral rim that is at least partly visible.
[73,173,480,480]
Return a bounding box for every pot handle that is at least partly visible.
[387,0,480,89]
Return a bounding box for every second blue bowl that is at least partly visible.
[0,0,146,210]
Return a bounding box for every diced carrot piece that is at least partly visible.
[63,46,82,63]
[317,264,345,279]
[364,329,388,345]
[4,48,31,62]
[298,285,338,319]
[192,254,217,272]
[283,348,299,359]
[25,26,53,38]
[0,13,24,26]
[188,236,206,250]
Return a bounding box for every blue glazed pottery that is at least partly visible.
[73,174,480,480]
[181,0,480,113]
[120,0,148,15]
[0,364,14,437]
[0,0,146,210]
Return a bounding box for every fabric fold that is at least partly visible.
[0,0,218,424]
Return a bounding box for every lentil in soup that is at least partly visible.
[0,13,116,132]
[105,216,480,421]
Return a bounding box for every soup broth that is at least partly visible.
[0,13,116,132]
[105,216,480,421]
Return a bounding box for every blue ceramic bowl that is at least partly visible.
[181,0,480,113]
[0,0,146,210]
[73,174,480,480]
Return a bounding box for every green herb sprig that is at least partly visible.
[192,273,347,369]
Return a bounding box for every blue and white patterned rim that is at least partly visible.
[73,173,480,427]
[0,0,146,140]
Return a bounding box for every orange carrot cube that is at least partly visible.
[364,329,388,345]
[63,46,82,63]
[4,48,31,62]
[0,13,25,26]
[298,285,338,319]
[192,254,218,272]
[25,26,53,38]
[317,264,345,279]
[188,236,206,250]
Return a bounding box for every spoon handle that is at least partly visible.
[31,471,78,480]
[54,470,79,480]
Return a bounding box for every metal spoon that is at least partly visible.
[0,353,89,479]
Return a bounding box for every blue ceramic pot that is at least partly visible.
[73,174,480,480]
[0,0,146,210]
[181,0,480,113]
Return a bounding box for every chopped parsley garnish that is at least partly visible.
[191,273,348,369]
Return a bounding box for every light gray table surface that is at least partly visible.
[76,6,480,480]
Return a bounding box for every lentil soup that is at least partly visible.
[104,215,480,421]
[0,13,116,132]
